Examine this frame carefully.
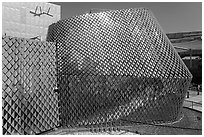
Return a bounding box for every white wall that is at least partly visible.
[2,2,61,41]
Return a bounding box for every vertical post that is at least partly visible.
[197,85,200,95]
[187,91,189,98]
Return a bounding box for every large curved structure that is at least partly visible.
[47,8,192,126]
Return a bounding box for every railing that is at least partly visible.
[183,100,202,111]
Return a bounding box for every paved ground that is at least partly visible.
[186,90,202,102]
[42,127,139,135]
[183,90,202,111]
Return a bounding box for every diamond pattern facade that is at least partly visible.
[2,36,59,134]
[2,7,193,134]
[48,8,192,127]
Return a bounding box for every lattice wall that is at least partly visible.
[2,36,59,134]
[49,8,192,127]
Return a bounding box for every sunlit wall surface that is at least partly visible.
[2,2,60,41]
[48,8,192,126]
[2,36,59,134]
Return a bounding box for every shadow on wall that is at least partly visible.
[183,59,202,85]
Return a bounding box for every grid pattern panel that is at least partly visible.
[2,36,59,134]
[50,8,192,127]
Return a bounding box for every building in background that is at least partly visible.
[167,31,202,85]
[2,2,61,41]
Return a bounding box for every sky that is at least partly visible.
[51,2,202,33]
